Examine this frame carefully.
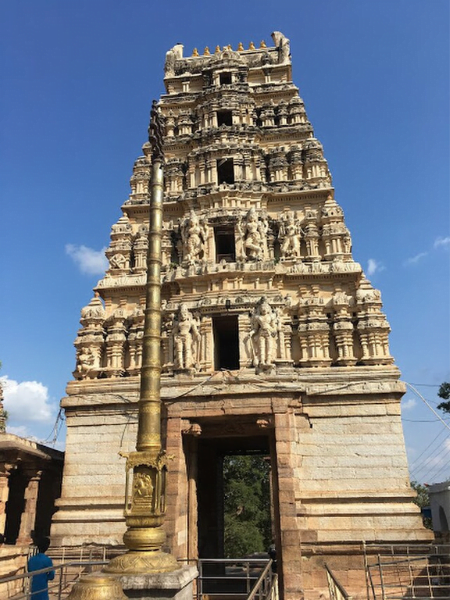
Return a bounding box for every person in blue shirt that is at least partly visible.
[27,538,55,600]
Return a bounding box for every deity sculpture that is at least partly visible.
[271,31,290,64]
[181,210,208,265]
[237,208,268,261]
[343,232,352,254]
[172,303,200,370]
[75,348,97,379]
[278,211,302,259]
[110,253,127,270]
[164,43,183,76]
[133,472,154,500]
[249,299,277,369]
[274,307,286,360]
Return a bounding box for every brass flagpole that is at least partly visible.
[104,100,178,574]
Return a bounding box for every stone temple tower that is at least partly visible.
[52,33,430,599]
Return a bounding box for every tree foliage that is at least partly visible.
[437,382,450,414]
[223,455,272,558]
[411,481,432,530]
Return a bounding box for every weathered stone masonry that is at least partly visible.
[51,33,431,600]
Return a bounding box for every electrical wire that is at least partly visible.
[403,418,450,423]
[411,435,450,483]
[406,383,450,432]
[408,426,448,471]
[427,447,450,483]
[410,434,450,481]
[42,408,65,446]
[409,383,440,388]
[404,381,450,483]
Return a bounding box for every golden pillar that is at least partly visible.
[69,104,178,600]
[105,101,178,574]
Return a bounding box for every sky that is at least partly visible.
[0,1,449,483]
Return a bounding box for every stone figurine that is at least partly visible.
[172,303,200,370]
[271,31,290,64]
[278,211,302,259]
[164,44,183,76]
[237,208,267,261]
[250,299,277,369]
[181,210,208,265]
[110,253,127,270]
[75,348,97,379]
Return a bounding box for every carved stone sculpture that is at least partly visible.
[250,298,277,369]
[271,31,290,64]
[110,253,127,270]
[278,211,302,259]
[172,303,200,370]
[164,44,183,76]
[75,348,97,379]
[181,210,208,265]
[238,208,268,261]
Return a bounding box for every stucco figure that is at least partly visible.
[250,299,277,368]
[172,303,200,370]
[181,210,208,264]
[279,211,301,259]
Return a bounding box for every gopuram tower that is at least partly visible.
[52,33,430,599]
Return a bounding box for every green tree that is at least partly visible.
[411,481,432,530]
[223,455,271,558]
[437,382,450,414]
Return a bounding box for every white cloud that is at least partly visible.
[401,398,417,411]
[434,236,450,249]
[6,425,31,437]
[65,244,108,275]
[1,376,55,423]
[367,258,385,277]
[405,252,428,265]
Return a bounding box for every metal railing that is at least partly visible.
[325,564,352,600]
[364,544,450,599]
[247,561,277,600]
[3,559,108,599]
[2,555,275,600]
[197,558,272,600]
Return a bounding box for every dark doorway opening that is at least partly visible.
[213,316,239,370]
[217,159,234,184]
[215,227,236,262]
[217,110,233,127]
[4,468,27,544]
[190,427,281,595]
[197,434,272,560]
[220,72,232,85]
[222,453,271,558]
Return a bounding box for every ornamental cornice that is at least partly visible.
[63,365,404,406]
[305,379,405,396]
[267,188,334,204]
[96,273,147,289]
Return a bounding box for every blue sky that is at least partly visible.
[0,1,449,482]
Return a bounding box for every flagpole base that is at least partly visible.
[67,572,127,599]
[104,550,179,574]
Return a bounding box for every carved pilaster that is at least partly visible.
[133,232,149,273]
[105,309,127,377]
[17,469,42,545]
[128,306,145,376]
[0,464,14,535]
[238,313,252,368]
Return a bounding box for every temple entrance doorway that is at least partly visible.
[186,422,279,561]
